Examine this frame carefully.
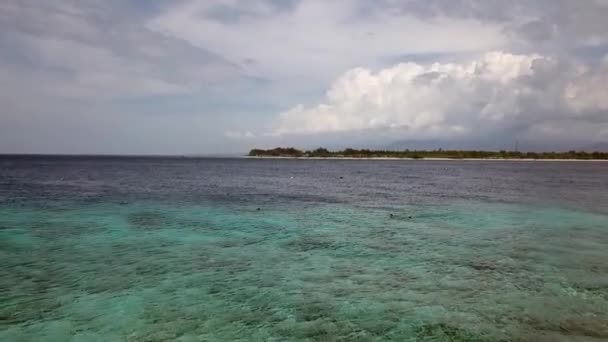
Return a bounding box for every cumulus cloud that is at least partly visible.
[147,0,608,149]
[273,52,608,142]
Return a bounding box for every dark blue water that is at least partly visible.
[1,156,608,341]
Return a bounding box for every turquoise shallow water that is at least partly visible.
[1,157,608,341]
[2,201,608,341]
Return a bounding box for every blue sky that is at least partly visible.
[1,0,608,154]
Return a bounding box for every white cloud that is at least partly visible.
[7,34,191,99]
[225,130,255,139]
[564,58,608,113]
[272,52,608,142]
[0,1,243,101]
[378,0,608,51]
[0,0,252,154]
[148,0,509,82]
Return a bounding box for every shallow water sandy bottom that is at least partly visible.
[2,200,608,341]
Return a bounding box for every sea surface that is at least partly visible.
[1,156,608,341]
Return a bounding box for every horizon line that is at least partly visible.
[0,153,247,158]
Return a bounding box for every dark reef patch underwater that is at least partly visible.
[1,156,608,341]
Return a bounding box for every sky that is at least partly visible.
[1,0,608,154]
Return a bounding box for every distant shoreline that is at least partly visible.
[246,156,608,162]
[247,147,608,161]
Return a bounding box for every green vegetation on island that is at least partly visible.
[248,147,608,160]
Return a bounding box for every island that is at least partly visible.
[248,147,608,160]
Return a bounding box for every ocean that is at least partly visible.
[1,156,607,341]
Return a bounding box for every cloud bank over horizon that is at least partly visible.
[272,52,608,146]
[1,0,608,153]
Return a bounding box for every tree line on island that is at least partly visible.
[248,147,608,160]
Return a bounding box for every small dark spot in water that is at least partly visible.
[469,260,499,271]
[207,286,223,294]
[295,301,335,322]
[127,211,168,230]
[414,323,495,341]
[284,236,342,252]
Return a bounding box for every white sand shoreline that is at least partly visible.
[245,156,608,162]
